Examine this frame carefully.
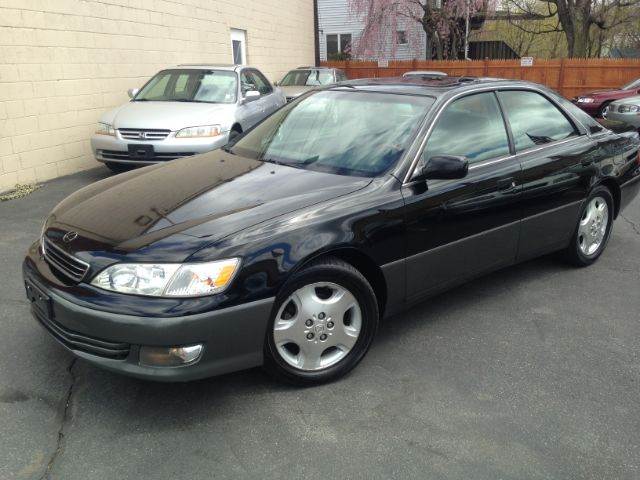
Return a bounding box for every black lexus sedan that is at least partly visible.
[23,77,640,385]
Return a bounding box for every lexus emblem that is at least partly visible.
[62,231,78,243]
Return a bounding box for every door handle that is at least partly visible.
[497,177,517,191]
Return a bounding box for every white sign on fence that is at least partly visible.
[377,59,389,68]
[520,57,534,67]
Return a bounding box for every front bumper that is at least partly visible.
[604,110,640,128]
[23,249,274,382]
[91,131,230,166]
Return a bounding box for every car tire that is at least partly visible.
[104,162,133,174]
[263,257,379,385]
[563,186,614,267]
[597,102,611,118]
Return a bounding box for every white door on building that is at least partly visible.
[230,29,247,65]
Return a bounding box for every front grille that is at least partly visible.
[43,237,89,283]
[33,308,130,359]
[118,128,171,141]
[100,150,196,162]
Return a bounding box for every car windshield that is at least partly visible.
[229,90,434,177]
[622,78,640,90]
[134,69,237,103]
[280,70,335,86]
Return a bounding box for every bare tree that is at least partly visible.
[349,0,495,60]
[505,0,640,57]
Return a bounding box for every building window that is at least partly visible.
[326,33,352,60]
[230,28,247,65]
[397,31,407,45]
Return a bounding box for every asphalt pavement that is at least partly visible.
[1,166,639,479]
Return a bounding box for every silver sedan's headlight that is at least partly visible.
[175,125,222,138]
[618,104,640,113]
[91,258,240,297]
[95,122,116,136]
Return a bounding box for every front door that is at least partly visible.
[401,91,523,302]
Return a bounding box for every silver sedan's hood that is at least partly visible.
[280,85,314,98]
[99,101,236,131]
[610,95,640,106]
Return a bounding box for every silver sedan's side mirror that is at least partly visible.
[128,88,139,99]
[242,90,261,104]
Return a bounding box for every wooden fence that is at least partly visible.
[321,58,640,99]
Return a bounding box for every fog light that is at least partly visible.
[139,344,203,367]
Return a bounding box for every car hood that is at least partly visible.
[581,89,634,99]
[280,86,314,98]
[46,150,372,262]
[610,94,640,106]
[100,101,236,131]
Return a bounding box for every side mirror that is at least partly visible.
[127,88,139,99]
[418,155,469,180]
[242,90,261,103]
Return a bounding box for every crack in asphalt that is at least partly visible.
[39,358,77,480]
[621,214,640,236]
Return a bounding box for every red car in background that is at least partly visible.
[573,78,640,117]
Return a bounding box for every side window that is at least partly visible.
[336,70,348,82]
[250,70,273,95]
[240,70,258,94]
[423,92,510,165]
[498,90,577,151]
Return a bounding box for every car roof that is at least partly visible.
[295,66,336,71]
[330,76,544,98]
[173,64,244,71]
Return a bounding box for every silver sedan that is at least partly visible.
[91,64,286,172]
[603,95,640,129]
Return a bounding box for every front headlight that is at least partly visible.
[618,104,640,113]
[95,122,116,136]
[175,125,222,138]
[91,258,240,297]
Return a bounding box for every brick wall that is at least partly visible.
[0,0,315,192]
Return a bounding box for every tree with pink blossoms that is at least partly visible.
[348,0,495,60]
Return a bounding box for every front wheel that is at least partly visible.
[264,257,379,385]
[563,187,614,266]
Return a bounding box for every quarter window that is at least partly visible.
[498,90,577,151]
[423,92,510,165]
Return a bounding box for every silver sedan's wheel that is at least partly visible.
[578,196,609,256]
[273,282,362,371]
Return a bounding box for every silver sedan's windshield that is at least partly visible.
[135,69,237,103]
[622,78,640,90]
[229,90,434,177]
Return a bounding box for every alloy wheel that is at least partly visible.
[578,196,609,256]
[272,282,362,371]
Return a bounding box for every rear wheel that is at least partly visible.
[264,257,379,385]
[563,186,614,266]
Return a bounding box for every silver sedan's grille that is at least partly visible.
[118,128,171,141]
[43,237,90,283]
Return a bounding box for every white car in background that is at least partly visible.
[91,64,286,172]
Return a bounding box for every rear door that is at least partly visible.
[401,91,523,302]
[497,89,595,261]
